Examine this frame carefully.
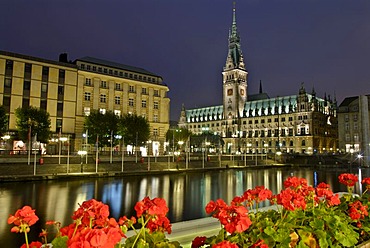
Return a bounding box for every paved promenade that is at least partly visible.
[0,153,288,182]
[0,153,351,182]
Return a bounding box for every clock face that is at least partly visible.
[227,89,233,96]
[240,89,245,96]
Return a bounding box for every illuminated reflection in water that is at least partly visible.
[1,167,367,246]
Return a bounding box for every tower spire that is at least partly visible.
[222,3,248,121]
[259,80,263,94]
[225,2,244,69]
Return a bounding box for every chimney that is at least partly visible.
[59,53,68,63]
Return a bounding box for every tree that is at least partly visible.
[166,128,192,148]
[84,110,120,147]
[119,114,150,147]
[15,106,51,143]
[0,105,8,136]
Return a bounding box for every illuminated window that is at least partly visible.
[115,96,120,105]
[154,102,159,109]
[100,81,107,88]
[84,92,91,101]
[114,110,121,116]
[85,78,91,86]
[84,107,90,116]
[100,94,106,103]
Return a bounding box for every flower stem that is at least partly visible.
[131,216,152,247]
[24,231,29,248]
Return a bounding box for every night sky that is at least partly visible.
[1,0,370,121]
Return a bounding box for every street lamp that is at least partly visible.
[59,137,67,165]
[164,141,170,170]
[358,154,363,167]
[178,141,184,169]
[264,143,268,163]
[247,143,252,164]
[1,135,10,154]
[147,140,152,171]
[78,150,87,173]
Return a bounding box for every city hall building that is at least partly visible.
[178,7,338,155]
[0,51,170,153]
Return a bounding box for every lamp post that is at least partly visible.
[172,131,175,163]
[59,137,67,166]
[264,143,268,164]
[247,143,252,166]
[121,136,124,172]
[1,135,10,154]
[85,130,88,164]
[78,150,87,173]
[177,140,184,169]
[147,140,152,171]
[27,119,32,165]
[358,154,363,167]
[164,141,170,170]
[110,131,113,164]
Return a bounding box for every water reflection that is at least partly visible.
[2,167,369,246]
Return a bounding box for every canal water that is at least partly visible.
[1,166,367,246]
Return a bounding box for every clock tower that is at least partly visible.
[222,4,248,122]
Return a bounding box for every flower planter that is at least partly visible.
[359,240,370,248]
[7,173,370,248]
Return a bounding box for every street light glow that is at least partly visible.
[78,150,87,156]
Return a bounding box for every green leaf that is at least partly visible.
[51,236,68,248]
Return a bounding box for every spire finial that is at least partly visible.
[259,80,263,94]
[233,2,236,24]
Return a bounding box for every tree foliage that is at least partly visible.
[0,105,8,136]
[166,128,192,146]
[119,114,150,147]
[15,106,51,143]
[84,110,120,147]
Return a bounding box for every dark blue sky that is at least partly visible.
[1,0,370,121]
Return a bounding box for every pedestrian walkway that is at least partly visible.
[0,154,282,182]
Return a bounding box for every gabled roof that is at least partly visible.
[338,96,358,107]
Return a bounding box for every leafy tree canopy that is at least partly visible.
[15,106,51,143]
[166,128,192,146]
[84,110,120,147]
[119,114,150,147]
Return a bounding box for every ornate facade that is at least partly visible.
[179,6,338,155]
[338,95,370,164]
[0,51,170,153]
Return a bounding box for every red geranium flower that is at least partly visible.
[72,199,110,227]
[251,239,269,248]
[134,196,169,218]
[20,241,42,248]
[212,240,239,248]
[338,173,358,187]
[348,200,368,220]
[362,177,370,190]
[8,206,39,233]
[277,188,307,211]
[192,236,207,248]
